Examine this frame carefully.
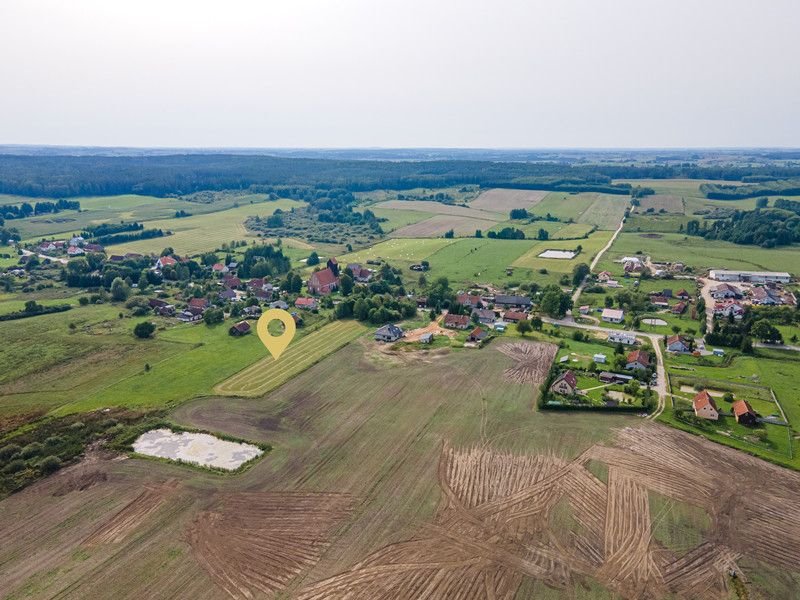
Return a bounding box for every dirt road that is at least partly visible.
[572,212,627,305]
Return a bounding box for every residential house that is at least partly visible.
[750,286,783,306]
[212,263,229,275]
[67,246,85,256]
[626,349,651,370]
[308,267,339,295]
[676,289,690,300]
[177,309,203,323]
[494,294,532,310]
[295,297,318,310]
[601,308,625,323]
[229,321,251,336]
[671,301,687,315]
[243,305,262,318]
[467,327,488,343]
[270,300,289,310]
[188,297,210,312]
[649,294,670,308]
[149,298,175,316]
[597,271,612,282]
[593,353,607,364]
[247,278,266,291]
[472,308,496,325]
[375,323,403,342]
[579,305,590,315]
[503,310,527,323]
[346,263,373,283]
[456,293,482,309]
[711,283,742,300]
[443,313,470,329]
[732,400,758,426]
[714,300,745,319]
[84,243,104,253]
[666,334,690,353]
[223,276,242,289]
[415,296,428,308]
[218,289,238,302]
[608,331,636,345]
[69,236,84,247]
[550,371,578,396]
[693,390,719,421]
[156,256,177,270]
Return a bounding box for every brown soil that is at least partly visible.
[403,321,456,342]
[298,425,800,600]
[495,341,558,384]
[188,492,356,600]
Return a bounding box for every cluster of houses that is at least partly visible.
[438,292,532,334]
[647,287,691,315]
[691,389,758,426]
[306,258,375,295]
[710,280,795,320]
[38,236,105,257]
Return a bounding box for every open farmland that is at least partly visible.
[596,232,800,276]
[528,192,628,230]
[637,195,684,214]
[391,214,499,238]
[373,200,505,221]
[422,238,537,285]
[337,237,456,267]
[357,207,431,232]
[4,338,800,599]
[469,188,548,212]
[512,231,614,273]
[215,320,366,397]
[108,199,304,256]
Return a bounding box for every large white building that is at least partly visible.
[709,270,791,284]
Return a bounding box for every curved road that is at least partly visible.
[543,316,668,419]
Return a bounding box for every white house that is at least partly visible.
[593,353,607,364]
[608,332,636,345]
[601,308,625,323]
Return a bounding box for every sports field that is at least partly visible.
[215,320,366,396]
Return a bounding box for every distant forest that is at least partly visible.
[2,154,800,199]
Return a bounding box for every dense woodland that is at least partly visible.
[3,154,800,199]
[687,208,800,247]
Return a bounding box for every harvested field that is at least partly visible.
[495,341,558,384]
[189,492,356,600]
[470,188,548,213]
[374,200,504,221]
[391,214,498,238]
[638,195,684,214]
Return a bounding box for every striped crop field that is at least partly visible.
[214,320,366,397]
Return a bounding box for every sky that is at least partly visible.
[1,0,798,148]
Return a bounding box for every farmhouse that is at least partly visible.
[608,331,637,345]
[346,263,373,283]
[676,289,690,300]
[212,263,229,274]
[693,390,719,421]
[374,323,403,342]
[177,309,203,323]
[67,246,84,256]
[601,308,625,323]
[229,321,251,336]
[503,310,527,323]
[709,270,791,284]
[471,308,496,325]
[243,305,262,318]
[308,267,340,295]
[550,370,577,396]
[494,294,532,309]
[156,256,177,269]
[467,327,488,343]
[711,283,742,300]
[714,300,745,319]
[732,400,758,426]
[650,295,670,308]
[270,300,289,310]
[597,271,612,282]
[456,293,482,309]
[626,349,651,370]
[295,297,318,310]
[666,334,691,353]
[188,297,210,311]
[671,301,687,315]
[443,313,470,329]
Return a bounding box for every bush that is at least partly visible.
[2,459,26,474]
[20,442,44,459]
[0,444,21,462]
[39,455,62,474]
[44,435,64,447]
[133,321,156,339]
[69,421,85,431]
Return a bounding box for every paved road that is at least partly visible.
[543,316,668,419]
[756,342,800,352]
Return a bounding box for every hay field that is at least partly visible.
[423,238,537,284]
[5,339,800,599]
[337,238,456,266]
[391,214,499,238]
[215,320,366,397]
[512,231,614,273]
[373,200,504,221]
[109,199,304,256]
[637,195,684,214]
[469,188,548,212]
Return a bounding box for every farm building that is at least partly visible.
[375,324,403,342]
[471,308,496,324]
[626,350,651,370]
[676,289,690,300]
[601,308,625,323]
[494,294,532,309]
[608,331,636,345]
[419,332,433,344]
[307,267,339,295]
[188,297,210,311]
[456,293,482,309]
[503,311,527,323]
[467,327,489,343]
[693,390,719,421]
[229,321,251,336]
[671,301,687,314]
[443,313,470,329]
[666,335,691,353]
[599,372,633,384]
[650,295,670,308]
[295,297,318,310]
[709,270,791,284]
[177,309,202,323]
[415,296,428,308]
[732,400,758,426]
[550,371,577,396]
[711,283,742,300]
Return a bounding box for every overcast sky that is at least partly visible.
[1,0,798,148]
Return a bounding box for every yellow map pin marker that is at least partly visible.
[256,308,296,360]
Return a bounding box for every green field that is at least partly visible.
[528,192,628,230]
[359,207,432,232]
[108,199,304,256]
[215,320,367,397]
[338,238,456,266]
[512,231,614,273]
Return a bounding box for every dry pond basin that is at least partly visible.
[133,428,263,470]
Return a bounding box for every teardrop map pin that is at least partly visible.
[256,308,297,360]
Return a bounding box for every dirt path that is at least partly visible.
[697,277,716,334]
[404,320,455,342]
[572,211,627,305]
